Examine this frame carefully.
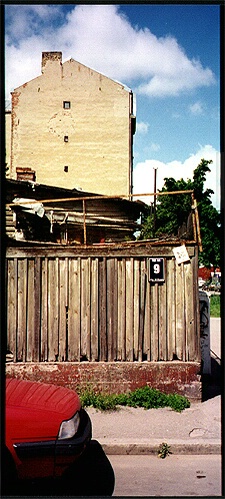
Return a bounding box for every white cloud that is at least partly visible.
[133,145,220,210]
[136,121,149,134]
[5,4,216,103]
[189,101,204,115]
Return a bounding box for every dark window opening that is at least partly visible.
[63,101,71,109]
[64,166,69,173]
[64,135,69,142]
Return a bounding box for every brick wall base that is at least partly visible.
[6,361,202,401]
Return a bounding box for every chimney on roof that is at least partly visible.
[41,52,62,74]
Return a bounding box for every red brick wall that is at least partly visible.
[6,361,202,401]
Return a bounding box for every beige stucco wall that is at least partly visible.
[10,52,134,196]
[5,111,11,175]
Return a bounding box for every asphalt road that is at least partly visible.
[110,454,222,496]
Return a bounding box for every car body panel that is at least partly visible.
[5,378,91,481]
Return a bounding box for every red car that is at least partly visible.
[4,377,92,493]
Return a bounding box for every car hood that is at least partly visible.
[6,378,81,441]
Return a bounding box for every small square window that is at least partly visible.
[63,101,71,109]
[64,166,69,173]
[64,135,69,142]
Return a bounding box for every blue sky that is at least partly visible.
[5,4,220,210]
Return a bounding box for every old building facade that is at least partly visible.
[8,52,136,196]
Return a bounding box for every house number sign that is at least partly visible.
[149,258,165,282]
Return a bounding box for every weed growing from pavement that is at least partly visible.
[79,385,190,412]
[158,442,172,459]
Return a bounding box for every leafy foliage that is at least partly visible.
[79,385,190,412]
[158,442,172,459]
[140,159,221,267]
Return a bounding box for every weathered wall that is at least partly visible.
[5,361,202,401]
[6,243,200,364]
[6,242,201,400]
[9,52,133,196]
[5,111,11,171]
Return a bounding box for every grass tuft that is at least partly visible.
[210,294,220,317]
[79,385,190,412]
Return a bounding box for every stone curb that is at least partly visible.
[100,441,221,456]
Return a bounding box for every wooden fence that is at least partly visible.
[6,243,201,363]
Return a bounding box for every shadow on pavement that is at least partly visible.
[202,356,222,402]
[6,440,115,497]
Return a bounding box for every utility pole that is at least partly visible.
[153,167,157,235]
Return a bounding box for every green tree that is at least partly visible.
[140,159,220,267]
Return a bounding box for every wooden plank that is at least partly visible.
[117,258,126,360]
[17,259,27,361]
[6,243,196,260]
[107,258,115,361]
[81,258,91,360]
[167,258,176,360]
[192,252,201,361]
[133,259,140,361]
[125,258,134,361]
[138,260,147,361]
[33,257,41,361]
[158,278,167,360]
[112,259,118,361]
[151,282,159,361]
[175,261,184,361]
[91,258,99,361]
[181,263,187,362]
[144,259,151,361]
[59,258,68,361]
[68,258,81,361]
[41,258,48,361]
[99,257,107,361]
[48,258,59,361]
[6,258,17,361]
[26,259,35,362]
[184,259,195,360]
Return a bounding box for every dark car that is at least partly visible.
[4,377,92,493]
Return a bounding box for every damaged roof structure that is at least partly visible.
[6,179,145,245]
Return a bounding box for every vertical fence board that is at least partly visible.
[167,258,176,361]
[158,281,167,360]
[117,259,126,360]
[48,258,59,361]
[41,258,48,361]
[26,259,35,361]
[112,259,118,361]
[17,259,27,361]
[59,258,68,361]
[107,259,115,361]
[7,259,17,361]
[184,260,195,360]
[192,253,201,361]
[99,258,107,361]
[125,258,134,361]
[81,258,91,360]
[151,283,159,361]
[34,257,41,361]
[133,259,140,361]
[144,277,151,361]
[175,261,184,360]
[91,258,99,361]
[68,258,81,361]
[138,260,147,361]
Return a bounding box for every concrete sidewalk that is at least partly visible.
[86,394,221,455]
[86,317,221,456]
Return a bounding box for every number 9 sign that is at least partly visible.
[149,258,165,282]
